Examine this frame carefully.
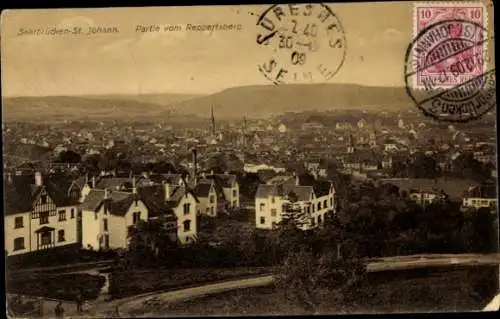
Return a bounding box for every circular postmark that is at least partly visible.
[256,3,346,84]
[404,19,495,123]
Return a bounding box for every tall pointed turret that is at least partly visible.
[210,104,216,136]
[242,116,247,146]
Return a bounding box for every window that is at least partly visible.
[58,230,65,242]
[206,207,210,213]
[260,216,265,224]
[233,189,237,197]
[103,219,108,231]
[317,202,321,210]
[271,209,277,217]
[40,194,47,205]
[318,215,323,224]
[312,205,315,213]
[183,220,191,232]
[330,197,333,206]
[259,203,265,212]
[310,218,316,226]
[58,210,66,221]
[133,212,141,224]
[323,200,327,208]
[183,203,191,215]
[271,197,275,204]
[71,208,75,219]
[14,216,23,229]
[210,207,214,214]
[14,237,25,250]
[40,212,49,225]
[472,199,477,204]
[41,232,51,245]
[209,195,215,204]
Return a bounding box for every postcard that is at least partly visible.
[2,1,498,317]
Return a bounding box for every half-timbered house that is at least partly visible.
[4,172,81,256]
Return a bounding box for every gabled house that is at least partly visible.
[193,181,218,217]
[462,184,498,209]
[381,155,393,169]
[74,175,100,203]
[137,185,178,244]
[202,173,240,210]
[160,173,184,187]
[162,181,199,244]
[80,187,149,250]
[255,176,335,230]
[4,172,80,256]
[381,178,480,206]
[95,177,134,192]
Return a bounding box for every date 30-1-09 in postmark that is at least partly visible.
[404,2,495,123]
[256,3,346,85]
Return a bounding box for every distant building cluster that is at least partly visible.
[3,109,497,257]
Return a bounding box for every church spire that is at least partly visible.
[211,104,216,136]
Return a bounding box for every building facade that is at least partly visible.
[4,172,80,256]
[255,177,335,230]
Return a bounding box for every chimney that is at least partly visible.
[295,174,300,186]
[192,149,198,185]
[34,171,43,186]
[164,182,171,201]
[92,176,96,188]
[132,176,137,194]
[104,188,109,200]
[210,169,214,176]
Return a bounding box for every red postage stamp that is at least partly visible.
[412,2,488,89]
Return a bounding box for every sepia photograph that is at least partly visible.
[1,1,499,317]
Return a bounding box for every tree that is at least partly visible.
[409,152,439,178]
[206,154,228,173]
[125,219,176,268]
[275,248,366,314]
[81,154,101,175]
[452,152,492,181]
[55,150,81,164]
[152,161,176,174]
[237,172,263,203]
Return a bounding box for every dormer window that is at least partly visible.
[40,194,47,205]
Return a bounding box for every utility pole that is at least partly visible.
[242,116,247,146]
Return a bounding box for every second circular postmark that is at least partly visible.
[404,18,495,123]
[256,3,346,85]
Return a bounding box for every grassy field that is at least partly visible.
[7,273,106,301]
[109,266,273,298]
[128,266,498,316]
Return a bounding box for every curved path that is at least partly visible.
[89,275,274,317]
[9,253,500,317]
[88,253,500,316]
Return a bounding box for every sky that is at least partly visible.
[0,2,489,96]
